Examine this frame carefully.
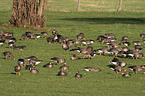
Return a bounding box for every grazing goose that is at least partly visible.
[83,67,101,72]
[75,71,82,78]
[94,47,110,55]
[71,55,81,60]
[123,42,131,48]
[51,57,66,65]
[41,32,48,38]
[8,42,14,48]
[81,40,94,46]
[122,70,131,77]
[77,33,85,40]
[12,45,26,50]
[0,39,5,46]
[43,62,53,68]
[30,66,39,74]
[25,65,32,70]
[62,40,69,51]
[129,65,143,74]
[29,59,43,66]
[110,48,119,57]
[83,51,96,59]
[3,51,15,60]
[109,65,125,74]
[133,41,142,46]
[14,64,21,75]
[127,50,144,60]
[47,37,53,44]
[59,64,69,71]
[119,61,126,67]
[109,58,119,65]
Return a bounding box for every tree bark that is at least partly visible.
[117,0,123,12]
[77,0,80,11]
[9,0,46,29]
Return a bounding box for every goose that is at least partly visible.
[140,33,145,39]
[119,61,126,67]
[66,40,76,47]
[77,33,85,40]
[75,71,82,78]
[0,39,5,46]
[43,62,53,68]
[95,47,110,55]
[62,40,69,51]
[71,55,81,60]
[57,69,67,76]
[81,40,94,46]
[109,58,119,65]
[83,67,101,72]
[14,64,21,75]
[133,41,142,46]
[122,70,131,77]
[110,47,119,57]
[3,51,15,60]
[83,51,96,59]
[109,65,125,74]
[46,37,53,44]
[59,63,69,71]
[8,42,14,48]
[129,65,143,74]
[102,38,116,44]
[25,65,32,70]
[29,59,43,66]
[41,32,48,38]
[123,42,131,48]
[51,57,66,65]
[12,45,26,50]
[30,66,39,74]
[18,58,24,67]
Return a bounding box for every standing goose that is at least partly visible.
[41,32,48,38]
[18,58,24,67]
[57,68,67,76]
[14,64,21,75]
[75,71,82,78]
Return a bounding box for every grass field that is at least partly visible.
[0,0,145,96]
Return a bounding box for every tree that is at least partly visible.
[9,0,46,29]
[117,0,123,12]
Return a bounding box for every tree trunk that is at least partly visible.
[117,0,123,12]
[9,0,46,29]
[77,0,80,11]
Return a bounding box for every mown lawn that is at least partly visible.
[0,0,145,96]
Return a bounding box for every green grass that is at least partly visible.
[0,0,145,96]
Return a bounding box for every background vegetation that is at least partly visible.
[0,0,145,96]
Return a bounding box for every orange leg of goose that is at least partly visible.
[16,72,17,75]
[116,71,118,74]
[133,57,134,60]
[18,72,20,75]
[100,53,101,55]
[136,57,138,60]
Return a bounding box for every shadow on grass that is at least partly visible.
[11,72,16,75]
[62,18,145,24]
